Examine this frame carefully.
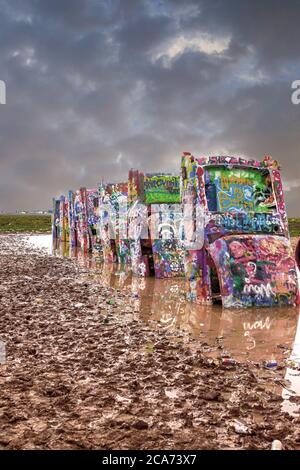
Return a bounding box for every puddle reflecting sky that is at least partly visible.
[27,234,300,414]
[26,234,53,251]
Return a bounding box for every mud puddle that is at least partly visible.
[1,233,300,449]
[27,235,300,417]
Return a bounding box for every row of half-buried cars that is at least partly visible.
[52,153,300,309]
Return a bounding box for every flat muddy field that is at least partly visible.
[0,234,300,450]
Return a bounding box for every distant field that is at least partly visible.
[288,218,300,237]
[0,214,51,233]
[0,214,299,237]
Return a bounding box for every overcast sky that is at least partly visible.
[0,0,299,214]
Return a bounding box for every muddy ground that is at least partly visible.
[0,234,299,450]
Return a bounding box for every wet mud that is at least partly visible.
[0,234,300,450]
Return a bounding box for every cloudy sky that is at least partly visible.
[0,0,300,214]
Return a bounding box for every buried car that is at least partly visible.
[296,238,300,271]
[98,181,130,265]
[181,153,299,308]
[128,170,185,278]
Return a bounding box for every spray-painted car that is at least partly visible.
[98,181,130,264]
[73,187,90,251]
[52,195,69,243]
[68,187,100,252]
[296,239,300,271]
[85,188,100,251]
[128,170,185,278]
[181,153,299,308]
[52,197,61,242]
[296,239,300,300]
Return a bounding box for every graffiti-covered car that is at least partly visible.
[98,181,130,265]
[51,195,69,244]
[128,170,185,278]
[296,238,300,271]
[181,153,299,308]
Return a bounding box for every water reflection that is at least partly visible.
[26,234,53,251]
[133,281,298,360]
[27,235,300,413]
[282,318,300,415]
[48,238,300,360]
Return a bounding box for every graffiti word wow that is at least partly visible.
[243,316,273,331]
[0,80,6,104]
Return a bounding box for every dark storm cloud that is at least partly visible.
[0,0,299,214]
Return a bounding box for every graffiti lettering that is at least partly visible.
[218,185,254,212]
[209,213,283,235]
[243,316,273,331]
[243,282,274,297]
[144,175,180,204]
[220,175,252,190]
